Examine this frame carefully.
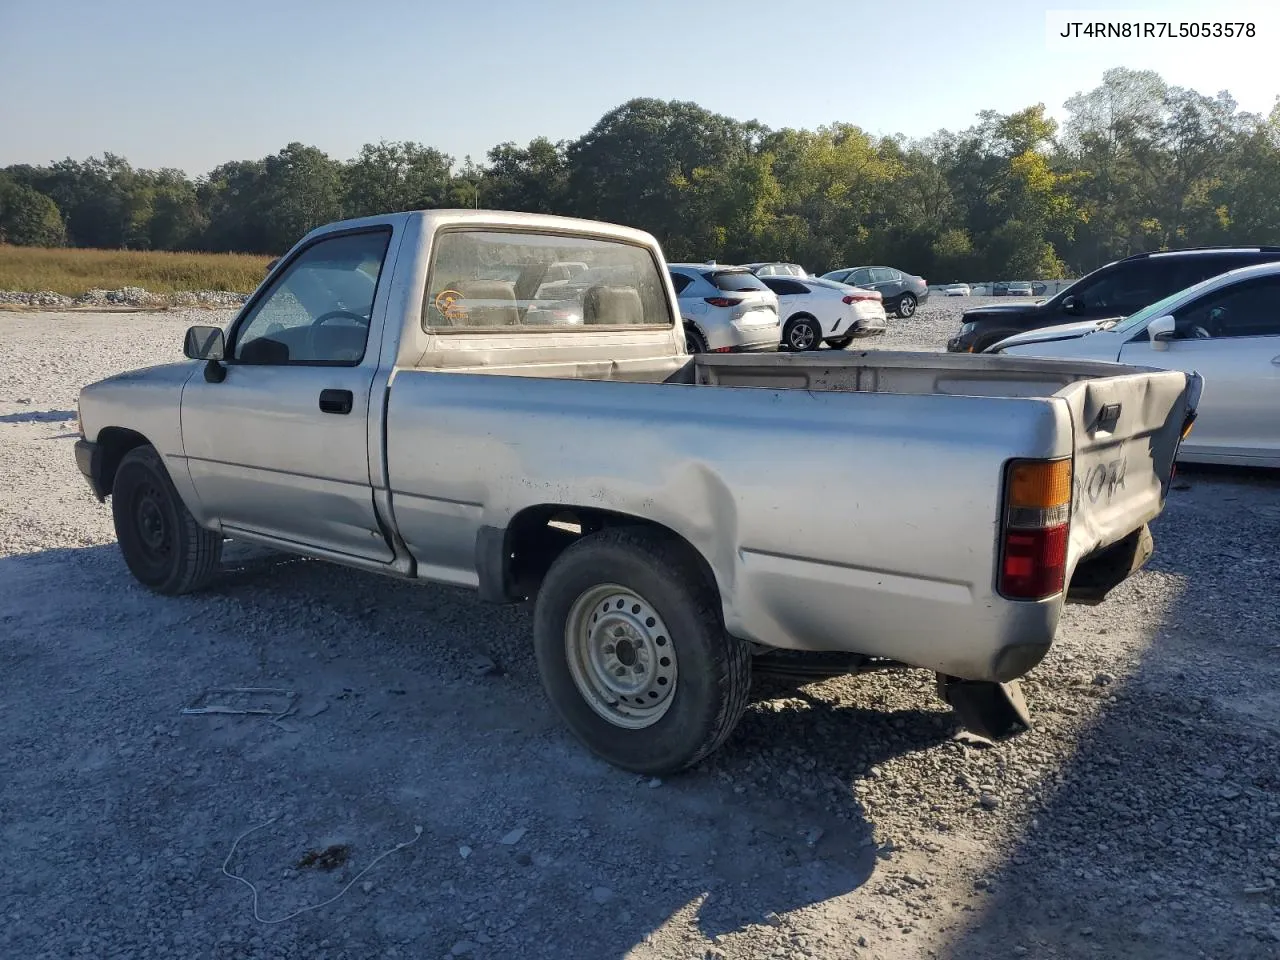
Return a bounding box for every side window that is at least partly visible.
[849,268,873,286]
[1071,261,1171,314]
[1173,275,1280,339]
[762,278,806,296]
[670,272,693,295]
[232,229,392,365]
[424,230,672,329]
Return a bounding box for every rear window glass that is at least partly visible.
[702,270,769,292]
[423,230,673,330]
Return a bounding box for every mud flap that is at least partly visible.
[936,675,1032,741]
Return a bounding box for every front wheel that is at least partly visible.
[973,330,1018,353]
[111,445,222,595]
[533,527,751,775]
[895,293,917,318]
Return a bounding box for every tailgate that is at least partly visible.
[1058,368,1202,563]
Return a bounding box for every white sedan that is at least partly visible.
[945,283,971,297]
[757,275,887,350]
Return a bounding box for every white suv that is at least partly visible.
[669,264,781,353]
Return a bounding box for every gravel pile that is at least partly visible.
[1,307,1277,960]
[0,289,74,307]
[0,288,249,308]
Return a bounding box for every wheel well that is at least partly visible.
[96,427,151,497]
[489,505,720,608]
[974,330,1018,352]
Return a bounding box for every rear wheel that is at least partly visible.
[685,326,708,354]
[896,293,918,318]
[782,316,820,351]
[826,336,854,350]
[111,445,222,595]
[533,527,751,775]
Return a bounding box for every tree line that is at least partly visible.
[2,67,1278,282]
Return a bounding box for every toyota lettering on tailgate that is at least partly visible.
[1079,457,1128,506]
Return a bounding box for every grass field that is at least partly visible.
[0,245,272,296]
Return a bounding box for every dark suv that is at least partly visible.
[947,246,1280,353]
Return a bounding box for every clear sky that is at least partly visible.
[1,0,1276,177]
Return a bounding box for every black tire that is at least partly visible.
[533,527,751,775]
[782,315,821,352]
[826,336,854,350]
[685,326,708,354]
[973,330,1018,353]
[111,444,222,595]
[895,293,918,318]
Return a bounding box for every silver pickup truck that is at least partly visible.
[74,210,1201,775]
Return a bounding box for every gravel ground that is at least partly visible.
[2,303,1278,960]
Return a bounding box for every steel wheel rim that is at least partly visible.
[565,584,678,729]
[134,484,172,559]
[789,322,815,350]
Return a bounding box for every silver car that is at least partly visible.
[669,264,780,353]
[993,261,1280,467]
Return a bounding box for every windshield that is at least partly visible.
[1109,275,1221,335]
[806,277,857,291]
[703,269,770,292]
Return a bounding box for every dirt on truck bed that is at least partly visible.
[2,307,1279,960]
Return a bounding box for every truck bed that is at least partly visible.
[384,345,1195,679]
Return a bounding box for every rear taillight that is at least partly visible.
[842,293,881,304]
[704,297,742,308]
[997,458,1071,600]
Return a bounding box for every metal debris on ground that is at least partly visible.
[181,687,299,723]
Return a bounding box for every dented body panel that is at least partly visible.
[76,210,1200,684]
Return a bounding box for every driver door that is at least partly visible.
[1118,273,1280,463]
[180,226,397,561]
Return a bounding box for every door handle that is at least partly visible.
[319,389,353,415]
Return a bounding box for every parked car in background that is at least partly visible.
[744,262,808,278]
[669,264,780,353]
[945,283,971,297]
[990,261,1280,467]
[1006,281,1035,298]
[819,266,929,318]
[947,246,1280,353]
[756,275,886,350]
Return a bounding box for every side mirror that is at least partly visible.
[184,325,228,382]
[1146,314,1176,351]
[184,325,225,361]
[1061,295,1081,315]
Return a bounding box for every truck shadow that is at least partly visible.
[936,466,1280,960]
[0,408,77,423]
[2,537,955,958]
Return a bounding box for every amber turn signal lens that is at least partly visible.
[1007,458,1071,510]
